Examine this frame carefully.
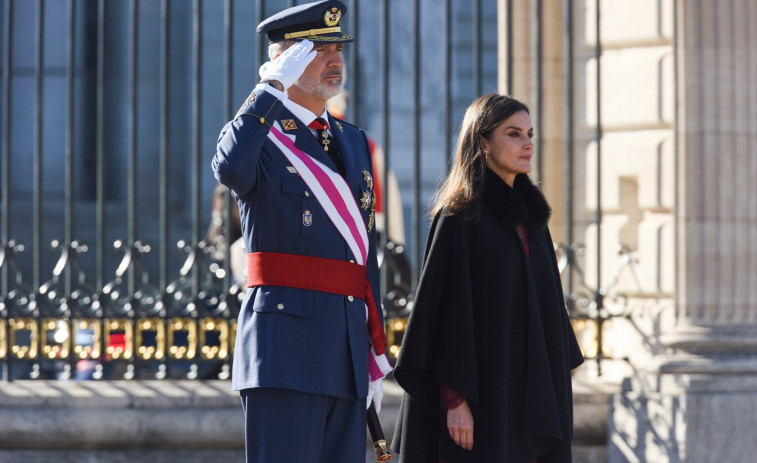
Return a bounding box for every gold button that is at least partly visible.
[277,303,284,310]
[304,191,310,196]
[347,296,354,302]
[260,117,265,124]
[349,259,355,263]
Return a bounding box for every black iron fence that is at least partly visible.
[1,0,624,381]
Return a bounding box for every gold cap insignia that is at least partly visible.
[324,7,342,27]
[282,119,298,130]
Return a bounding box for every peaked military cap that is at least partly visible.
[257,0,353,43]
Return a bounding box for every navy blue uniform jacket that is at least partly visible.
[212,86,381,399]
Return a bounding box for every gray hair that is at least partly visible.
[268,40,297,60]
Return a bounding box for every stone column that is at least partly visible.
[666,0,757,369]
[610,1,757,461]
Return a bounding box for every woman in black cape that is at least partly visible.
[391,94,584,462]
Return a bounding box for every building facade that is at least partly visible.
[501,1,757,461]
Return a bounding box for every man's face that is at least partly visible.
[294,42,344,100]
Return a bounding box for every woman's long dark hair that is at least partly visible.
[429,93,530,219]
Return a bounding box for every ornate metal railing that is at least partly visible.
[556,241,671,376]
[1,0,486,380]
[1,0,640,383]
[0,238,239,380]
[0,236,412,381]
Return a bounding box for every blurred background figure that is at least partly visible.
[205,184,246,289]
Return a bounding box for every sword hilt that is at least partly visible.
[367,402,392,461]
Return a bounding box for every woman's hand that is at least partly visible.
[446,399,474,450]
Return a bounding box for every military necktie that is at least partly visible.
[308,117,344,176]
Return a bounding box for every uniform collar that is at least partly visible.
[283,98,329,130]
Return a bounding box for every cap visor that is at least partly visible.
[297,33,353,43]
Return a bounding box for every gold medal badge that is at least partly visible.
[362,170,376,232]
[362,170,374,190]
[367,211,375,232]
[360,190,372,211]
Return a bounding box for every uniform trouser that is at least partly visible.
[240,387,366,463]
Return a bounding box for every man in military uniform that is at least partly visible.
[212,1,391,461]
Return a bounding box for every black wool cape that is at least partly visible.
[391,170,584,462]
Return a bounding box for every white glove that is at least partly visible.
[258,39,316,90]
[366,377,384,413]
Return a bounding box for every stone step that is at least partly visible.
[0,376,613,462]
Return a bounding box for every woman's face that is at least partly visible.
[481,110,534,186]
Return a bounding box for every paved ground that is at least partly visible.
[0,376,609,462]
[0,376,406,463]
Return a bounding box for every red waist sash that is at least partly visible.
[247,251,387,355]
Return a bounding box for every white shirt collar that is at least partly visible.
[283,98,329,130]
[257,83,331,132]
[284,101,332,136]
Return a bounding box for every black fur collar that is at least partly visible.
[481,168,551,230]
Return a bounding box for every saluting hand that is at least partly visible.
[259,39,317,91]
[447,399,474,450]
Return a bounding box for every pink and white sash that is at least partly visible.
[267,123,392,381]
